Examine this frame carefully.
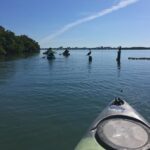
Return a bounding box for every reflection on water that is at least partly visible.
[0,53,39,62]
[47,59,55,69]
[0,60,18,84]
[87,60,92,73]
[117,60,121,78]
[117,60,121,70]
[0,50,150,150]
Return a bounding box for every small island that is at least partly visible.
[0,26,40,56]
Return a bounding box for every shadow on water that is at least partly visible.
[117,60,121,77]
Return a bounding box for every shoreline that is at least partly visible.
[40,48,150,51]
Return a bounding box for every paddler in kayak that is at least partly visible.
[63,49,70,56]
[47,48,55,60]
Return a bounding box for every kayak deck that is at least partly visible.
[75,98,150,150]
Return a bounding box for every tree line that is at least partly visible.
[0,26,40,56]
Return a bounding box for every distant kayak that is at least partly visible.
[63,49,70,57]
[63,52,70,57]
[75,98,150,150]
[47,55,55,60]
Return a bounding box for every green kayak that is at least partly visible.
[75,98,150,150]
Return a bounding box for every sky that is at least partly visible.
[0,0,150,48]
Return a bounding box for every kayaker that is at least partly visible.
[47,48,55,59]
[63,49,70,56]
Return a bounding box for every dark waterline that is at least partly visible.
[0,50,150,150]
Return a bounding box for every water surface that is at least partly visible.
[0,50,150,150]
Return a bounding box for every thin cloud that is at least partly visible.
[40,0,139,45]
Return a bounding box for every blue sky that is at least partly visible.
[0,0,150,47]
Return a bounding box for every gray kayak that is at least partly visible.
[75,98,150,150]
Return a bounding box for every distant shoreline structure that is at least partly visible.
[41,47,150,50]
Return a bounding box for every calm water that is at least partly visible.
[0,50,150,150]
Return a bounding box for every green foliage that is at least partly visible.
[0,26,40,56]
[0,45,6,55]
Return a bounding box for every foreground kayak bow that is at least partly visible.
[75,98,150,150]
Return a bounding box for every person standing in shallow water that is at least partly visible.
[116,46,121,62]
